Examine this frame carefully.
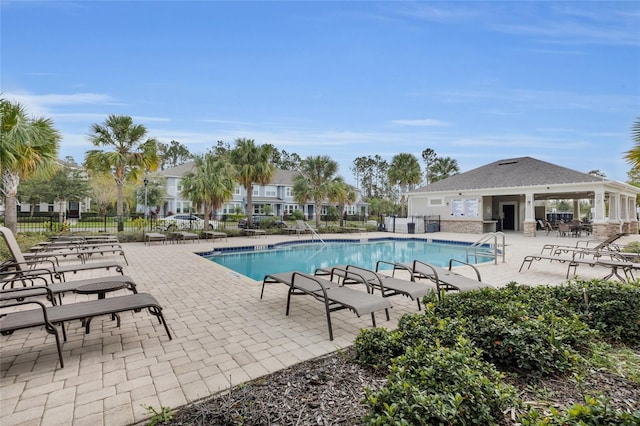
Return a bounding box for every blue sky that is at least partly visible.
[2,1,639,184]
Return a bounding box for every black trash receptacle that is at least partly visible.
[407,222,415,234]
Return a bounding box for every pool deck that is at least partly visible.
[1,230,637,425]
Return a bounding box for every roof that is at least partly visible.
[412,157,605,193]
[157,162,300,185]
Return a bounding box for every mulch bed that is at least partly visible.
[158,347,639,425]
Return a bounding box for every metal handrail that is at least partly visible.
[305,222,326,246]
[465,232,505,264]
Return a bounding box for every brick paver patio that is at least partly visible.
[1,230,635,425]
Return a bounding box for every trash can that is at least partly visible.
[407,222,415,234]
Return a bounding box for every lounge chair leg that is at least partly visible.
[148,306,172,339]
[370,312,376,327]
[45,323,64,368]
[324,302,333,341]
[384,307,390,321]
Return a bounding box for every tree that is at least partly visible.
[328,177,356,227]
[47,165,91,223]
[158,140,192,170]
[351,155,392,199]
[180,152,236,229]
[266,145,303,170]
[0,98,61,233]
[388,153,421,217]
[625,117,640,171]
[421,148,437,185]
[229,138,275,228]
[84,115,160,231]
[293,155,340,228]
[17,172,50,217]
[89,173,118,217]
[429,157,460,183]
[135,176,166,213]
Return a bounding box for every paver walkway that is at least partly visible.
[1,230,636,425]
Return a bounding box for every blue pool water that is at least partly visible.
[205,239,490,281]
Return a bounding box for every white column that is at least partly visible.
[609,192,620,224]
[593,190,606,223]
[525,193,535,221]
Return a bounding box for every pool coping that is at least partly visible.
[195,236,491,257]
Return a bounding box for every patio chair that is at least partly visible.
[0,226,125,282]
[261,270,391,340]
[34,241,129,265]
[339,263,432,311]
[557,222,571,237]
[542,232,627,256]
[0,271,137,305]
[0,286,172,368]
[396,259,493,300]
[519,252,632,282]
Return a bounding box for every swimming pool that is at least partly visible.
[204,238,491,281]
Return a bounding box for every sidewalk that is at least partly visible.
[1,230,635,425]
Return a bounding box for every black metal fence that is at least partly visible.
[2,213,243,234]
[2,212,373,234]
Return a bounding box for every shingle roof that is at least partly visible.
[412,157,604,193]
[157,162,300,184]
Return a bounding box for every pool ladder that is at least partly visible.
[304,222,326,246]
[465,232,505,265]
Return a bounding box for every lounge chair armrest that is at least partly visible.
[0,273,49,290]
[1,285,55,303]
[448,259,482,282]
[375,260,398,272]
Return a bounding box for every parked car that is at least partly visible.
[157,214,217,231]
[238,216,286,229]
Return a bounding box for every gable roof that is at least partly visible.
[412,157,604,193]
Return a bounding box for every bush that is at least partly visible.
[363,338,517,425]
[548,280,640,345]
[519,395,640,425]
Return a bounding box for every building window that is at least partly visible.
[265,186,277,197]
[234,186,241,195]
[223,203,241,214]
[285,187,293,197]
[253,205,264,215]
[253,186,260,196]
[429,198,444,206]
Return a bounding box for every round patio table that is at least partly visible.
[74,281,132,333]
[75,280,130,299]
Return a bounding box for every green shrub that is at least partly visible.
[519,395,640,425]
[354,313,468,371]
[549,280,640,345]
[467,313,591,375]
[363,338,517,425]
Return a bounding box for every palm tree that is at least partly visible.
[84,115,159,231]
[0,99,60,233]
[328,177,356,227]
[625,117,640,171]
[293,155,339,228]
[429,157,460,183]
[387,153,422,217]
[229,138,275,228]
[181,153,236,230]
